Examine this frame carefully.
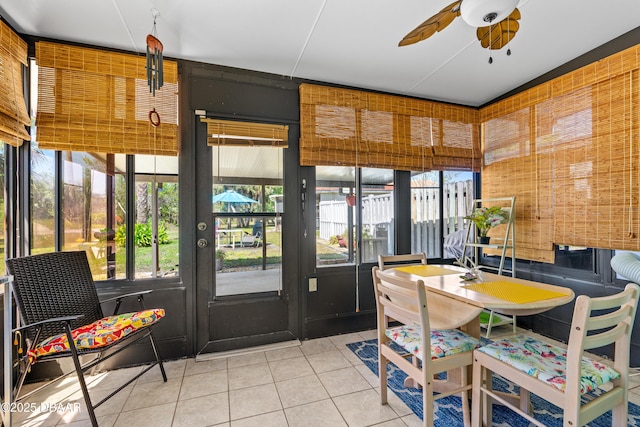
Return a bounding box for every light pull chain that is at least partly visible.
[506,16,512,57]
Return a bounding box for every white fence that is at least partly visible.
[318,180,473,258]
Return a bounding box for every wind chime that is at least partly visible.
[146,9,162,276]
[146,8,164,98]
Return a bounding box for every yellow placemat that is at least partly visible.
[462,281,571,304]
[394,265,459,277]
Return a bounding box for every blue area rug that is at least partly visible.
[347,339,640,426]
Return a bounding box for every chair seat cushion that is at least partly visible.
[477,334,620,394]
[29,308,165,362]
[386,325,479,361]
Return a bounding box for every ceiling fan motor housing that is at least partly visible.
[460,0,519,27]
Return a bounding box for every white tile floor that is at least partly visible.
[10,326,640,427]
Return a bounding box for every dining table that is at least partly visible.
[382,264,575,339]
[382,264,575,393]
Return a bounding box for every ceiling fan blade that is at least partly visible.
[399,0,462,47]
[476,8,521,50]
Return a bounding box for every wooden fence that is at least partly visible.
[318,180,473,258]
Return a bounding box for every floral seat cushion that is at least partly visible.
[386,325,479,361]
[28,308,165,363]
[477,334,620,394]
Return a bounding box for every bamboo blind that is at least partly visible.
[35,41,179,156]
[0,20,30,146]
[480,43,640,261]
[299,83,480,171]
[201,118,288,147]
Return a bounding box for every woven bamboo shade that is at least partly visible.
[0,21,30,146]
[299,83,479,171]
[35,41,179,156]
[480,43,640,262]
[201,118,288,147]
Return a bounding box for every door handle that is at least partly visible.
[197,238,208,248]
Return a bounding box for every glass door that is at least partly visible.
[194,116,294,353]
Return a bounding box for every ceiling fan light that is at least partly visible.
[460,0,519,27]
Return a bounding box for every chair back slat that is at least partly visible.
[585,305,633,332]
[583,323,629,351]
[373,267,429,330]
[588,287,635,311]
[6,251,104,342]
[378,253,427,271]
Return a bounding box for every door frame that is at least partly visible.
[193,114,301,354]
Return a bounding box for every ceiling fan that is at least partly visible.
[399,0,521,59]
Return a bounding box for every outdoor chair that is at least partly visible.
[373,266,479,427]
[241,230,262,247]
[472,283,640,427]
[5,251,167,427]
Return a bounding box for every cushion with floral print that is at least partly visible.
[385,325,479,361]
[477,334,620,394]
[27,308,165,363]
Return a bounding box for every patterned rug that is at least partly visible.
[347,339,640,427]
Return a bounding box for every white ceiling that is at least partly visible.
[1,0,639,107]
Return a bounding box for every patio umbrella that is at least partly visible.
[213,190,258,218]
[213,190,258,205]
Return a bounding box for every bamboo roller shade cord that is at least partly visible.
[0,20,30,146]
[480,43,640,261]
[201,118,288,147]
[299,83,480,171]
[35,41,179,156]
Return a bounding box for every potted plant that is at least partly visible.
[215,249,227,271]
[465,206,508,244]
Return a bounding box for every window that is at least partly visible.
[30,143,55,256]
[316,166,356,266]
[29,142,180,281]
[60,152,125,280]
[315,166,393,266]
[0,145,4,275]
[410,171,473,259]
[360,168,394,263]
[211,144,284,297]
[134,155,179,279]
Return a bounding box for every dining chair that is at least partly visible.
[471,283,640,427]
[373,266,479,427]
[6,251,168,427]
[378,253,427,270]
[379,254,481,331]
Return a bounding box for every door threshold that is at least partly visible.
[195,339,301,361]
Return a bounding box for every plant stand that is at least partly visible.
[459,196,516,337]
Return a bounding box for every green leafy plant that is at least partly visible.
[216,249,227,260]
[465,206,508,237]
[114,222,170,248]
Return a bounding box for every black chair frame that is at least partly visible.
[6,251,167,426]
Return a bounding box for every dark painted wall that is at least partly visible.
[6,24,640,384]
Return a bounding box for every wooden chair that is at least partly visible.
[472,283,640,427]
[5,251,168,427]
[378,253,427,271]
[379,254,481,331]
[373,266,479,427]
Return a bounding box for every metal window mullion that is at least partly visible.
[126,155,136,279]
[54,151,63,252]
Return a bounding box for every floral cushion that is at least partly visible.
[477,334,620,394]
[28,308,165,363]
[386,325,479,361]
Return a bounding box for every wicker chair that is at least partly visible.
[6,251,167,427]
